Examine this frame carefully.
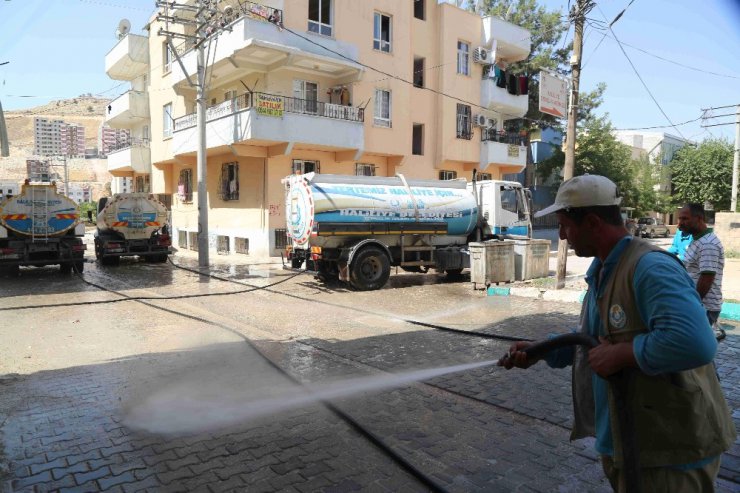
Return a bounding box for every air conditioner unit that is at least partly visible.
[473,47,492,65]
[487,118,498,129]
[474,114,488,127]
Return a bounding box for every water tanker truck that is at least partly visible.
[283,173,531,290]
[94,193,171,265]
[0,181,86,276]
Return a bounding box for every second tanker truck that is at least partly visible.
[94,193,171,265]
[283,172,531,290]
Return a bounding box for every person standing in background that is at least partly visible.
[667,227,692,261]
[678,203,725,340]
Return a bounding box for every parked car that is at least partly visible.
[636,217,670,238]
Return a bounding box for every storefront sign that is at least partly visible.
[507,145,520,158]
[539,71,568,118]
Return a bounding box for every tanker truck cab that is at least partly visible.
[283,173,531,291]
[467,180,532,240]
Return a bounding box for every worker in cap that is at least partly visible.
[500,175,734,492]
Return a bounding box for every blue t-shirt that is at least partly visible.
[545,236,717,466]
[667,230,692,261]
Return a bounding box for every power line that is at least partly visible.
[595,8,688,141]
[701,122,736,129]
[614,115,702,131]
[597,31,740,80]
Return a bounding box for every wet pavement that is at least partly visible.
[0,252,738,492]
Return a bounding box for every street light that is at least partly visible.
[0,60,10,157]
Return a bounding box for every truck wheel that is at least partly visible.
[350,246,390,291]
[664,229,670,238]
[446,269,464,279]
[291,258,303,269]
[60,262,72,275]
[74,260,85,273]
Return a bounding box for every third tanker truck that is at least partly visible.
[283,173,531,290]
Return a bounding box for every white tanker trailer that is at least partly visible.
[283,173,531,290]
[0,181,86,275]
[94,193,171,265]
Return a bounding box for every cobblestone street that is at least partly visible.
[1,258,738,492]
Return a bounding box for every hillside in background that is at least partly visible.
[3,96,112,150]
[0,96,114,201]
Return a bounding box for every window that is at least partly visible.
[308,0,332,36]
[178,169,193,202]
[374,89,391,127]
[500,187,522,215]
[414,0,425,20]
[163,42,173,74]
[456,104,472,140]
[135,175,150,193]
[412,124,423,155]
[163,103,173,138]
[224,90,237,101]
[439,170,457,181]
[220,162,239,201]
[457,41,470,76]
[373,13,392,52]
[478,173,492,181]
[356,163,376,176]
[413,57,424,88]
[293,80,318,114]
[292,160,320,174]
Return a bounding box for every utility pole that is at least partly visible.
[555,0,590,289]
[156,1,235,268]
[732,105,740,212]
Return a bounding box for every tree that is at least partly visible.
[536,115,639,206]
[670,138,734,211]
[632,155,670,216]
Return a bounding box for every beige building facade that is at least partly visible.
[104,0,531,257]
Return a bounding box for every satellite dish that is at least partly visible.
[116,19,131,39]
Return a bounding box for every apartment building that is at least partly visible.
[105,0,531,257]
[104,30,152,193]
[98,123,131,157]
[33,117,64,156]
[34,118,87,157]
[60,123,86,157]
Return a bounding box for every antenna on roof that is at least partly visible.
[116,19,131,40]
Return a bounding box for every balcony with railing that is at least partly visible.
[172,92,364,155]
[108,138,151,176]
[171,3,361,90]
[106,34,149,81]
[480,129,527,172]
[105,90,149,128]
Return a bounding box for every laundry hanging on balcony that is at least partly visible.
[494,65,507,88]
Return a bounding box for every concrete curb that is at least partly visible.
[487,285,739,321]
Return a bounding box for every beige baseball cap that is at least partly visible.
[534,174,622,218]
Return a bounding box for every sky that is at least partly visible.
[0,0,739,143]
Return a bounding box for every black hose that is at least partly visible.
[505,333,641,493]
[522,333,599,359]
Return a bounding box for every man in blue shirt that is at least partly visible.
[499,175,735,492]
[667,228,692,261]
